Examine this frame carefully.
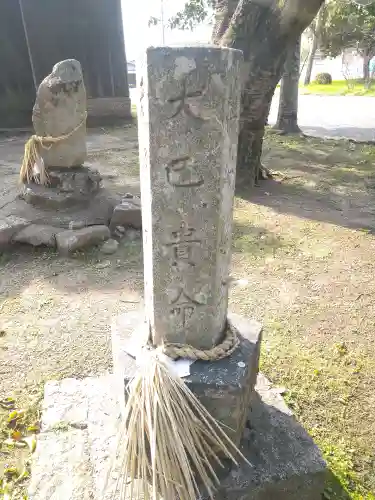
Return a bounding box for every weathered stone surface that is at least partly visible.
[0,215,29,247]
[2,191,116,229]
[28,376,122,500]
[12,224,59,247]
[56,225,110,255]
[138,46,243,349]
[100,238,119,254]
[28,373,325,500]
[21,166,101,209]
[28,430,92,500]
[33,59,87,168]
[109,199,142,231]
[111,310,262,446]
[205,374,326,500]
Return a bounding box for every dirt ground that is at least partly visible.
[1,125,375,499]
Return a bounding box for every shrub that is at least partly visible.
[315,72,332,85]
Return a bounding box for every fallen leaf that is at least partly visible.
[22,435,37,453]
[11,430,22,441]
[27,423,40,433]
[15,467,30,483]
[4,466,18,478]
[3,438,15,448]
[0,397,15,410]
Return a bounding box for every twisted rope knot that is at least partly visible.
[19,112,87,186]
[161,320,240,361]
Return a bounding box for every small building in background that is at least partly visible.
[0,0,132,128]
[127,61,136,88]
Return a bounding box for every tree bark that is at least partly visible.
[274,36,301,134]
[211,0,239,44]
[304,4,324,85]
[218,0,324,186]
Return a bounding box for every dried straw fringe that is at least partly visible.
[19,112,87,186]
[109,325,249,500]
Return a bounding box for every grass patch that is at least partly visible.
[0,385,44,499]
[300,80,375,97]
[231,132,375,498]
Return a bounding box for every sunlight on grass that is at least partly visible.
[300,80,375,97]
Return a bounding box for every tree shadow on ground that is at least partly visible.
[324,469,352,500]
[237,179,375,233]
[238,133,375,232]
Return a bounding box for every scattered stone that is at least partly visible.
[100,239,119,255]
[13,225,59,247]
[56,226,110,256]
[0,216,29,247]
[95,260,111,269]
[69,220,86,230]
[32,59,87,168]
[115,225,125,234]
[109,202,141,231]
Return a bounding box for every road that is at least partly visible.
[130,88,374,142]
[269,93,374,142]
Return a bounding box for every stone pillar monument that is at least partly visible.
[138,46,242,350]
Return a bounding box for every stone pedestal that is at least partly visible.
[21,166,102,209]
[111,310,262,447]
[28,372,326,500]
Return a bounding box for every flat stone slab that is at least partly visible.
[28,376,122,500]
[112,310,262,446]
[28,373,325,500]
[56,225,110,256]
[2,189,117,230]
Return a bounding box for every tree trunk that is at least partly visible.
[218,0,324,186]
[211,0,239,44]
[304,5,324,86]
[274,36,301,134]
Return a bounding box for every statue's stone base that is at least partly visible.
[111,311,262,447]
[21,166,102,209]
[0,171,142,255]
[28,372,326,500]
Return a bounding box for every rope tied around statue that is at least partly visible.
[19,112,87,186]
[160,319,240,361]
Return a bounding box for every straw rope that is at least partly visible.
[161,320,239,361]
[19,112,87,185]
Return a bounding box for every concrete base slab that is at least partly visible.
[111,311,262,446]
[28,372,326,500]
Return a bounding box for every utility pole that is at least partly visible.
[18,0,37,91]
[160,0,165,45]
